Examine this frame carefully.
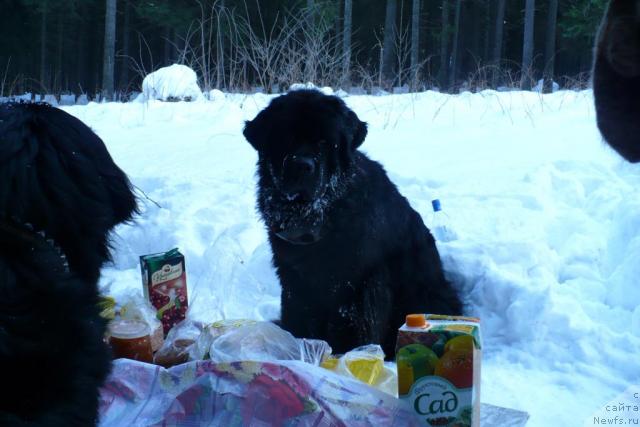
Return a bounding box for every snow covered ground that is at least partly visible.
[61,89,640,427]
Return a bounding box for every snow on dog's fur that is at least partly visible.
[243,89,462,357]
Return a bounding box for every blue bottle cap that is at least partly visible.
[432,199,442,212]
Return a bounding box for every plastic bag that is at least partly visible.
[322,344,398,396]
[189,319,258,361]
[153,320,204,368]
[209,321,331,365]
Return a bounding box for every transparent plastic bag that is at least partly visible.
[324,344,398,396]
[153,320,204,367]
[209,321,331,365]
[189,319,258,361]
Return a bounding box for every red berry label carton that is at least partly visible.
[396,314,481,427]
[140,249,188,335]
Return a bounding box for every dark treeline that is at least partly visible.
[0,0,606,98]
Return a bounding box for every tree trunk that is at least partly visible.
[102,0,117,100]
[343,0,353,83]
[521,0,535,90]
[119,0,131,91]
[381,0,397,85]
[438,0,449,90]
[483,0,491,66]
[492,0,506,87]
[40,0,48,91]
[448,0,462,90]
[410,0,420,85]
[56,11,64,92]
[543,0,558,93]
[77,2,87,93]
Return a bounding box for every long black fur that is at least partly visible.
[0,102,137,426]
[593,0,640,162]
[244,90,462,358]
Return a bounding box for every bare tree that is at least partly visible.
[521,0,535,90]
[410,0,420,84]
[381,0,397,84]
[343,0,353,83]
[492,0,506,86]
[102,0,117,99]
[543,0,558,93]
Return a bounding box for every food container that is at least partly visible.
[109,319,154,363]
[396,314,482,427]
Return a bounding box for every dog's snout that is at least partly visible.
[286,154,316,176]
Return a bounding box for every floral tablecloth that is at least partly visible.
[99,359,420,426]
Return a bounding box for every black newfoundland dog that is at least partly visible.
[593,0,640,162]
[243,89,462,357]
[0,102,136,426]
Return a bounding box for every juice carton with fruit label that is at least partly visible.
[396,314,481,427]
[140,249,188,335]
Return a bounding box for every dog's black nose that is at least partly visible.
[286,154,316,176]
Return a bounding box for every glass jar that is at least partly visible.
[108,319,154,363]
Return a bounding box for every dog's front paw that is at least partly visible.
[598,0,640,77]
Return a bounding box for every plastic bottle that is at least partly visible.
[431,199,458,242]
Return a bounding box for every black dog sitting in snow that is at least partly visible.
[243,89,462,357]
[0,103,137,425]
[593,0,640,162]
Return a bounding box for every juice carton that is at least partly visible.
[140,249,188,335]
[396,314,481,427]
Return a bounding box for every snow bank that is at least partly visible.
[61,89,640,427]
[141,64,203,102]
[532,78,560,93]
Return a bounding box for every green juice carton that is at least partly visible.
[396,314,481,427]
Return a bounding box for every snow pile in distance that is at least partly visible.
[60,89,640,427]
[141,64,203,102]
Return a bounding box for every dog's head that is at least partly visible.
[0,102,137,282]
[593,0,640,162]
[243,89,367,244]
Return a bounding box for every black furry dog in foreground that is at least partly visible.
[0,102,136,426]
[243,90,462,357]
[593,0,640,162]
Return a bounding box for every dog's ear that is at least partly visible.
[243,114,267,152]
[345,109,368,151]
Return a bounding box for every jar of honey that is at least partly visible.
[109,319,154,363]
